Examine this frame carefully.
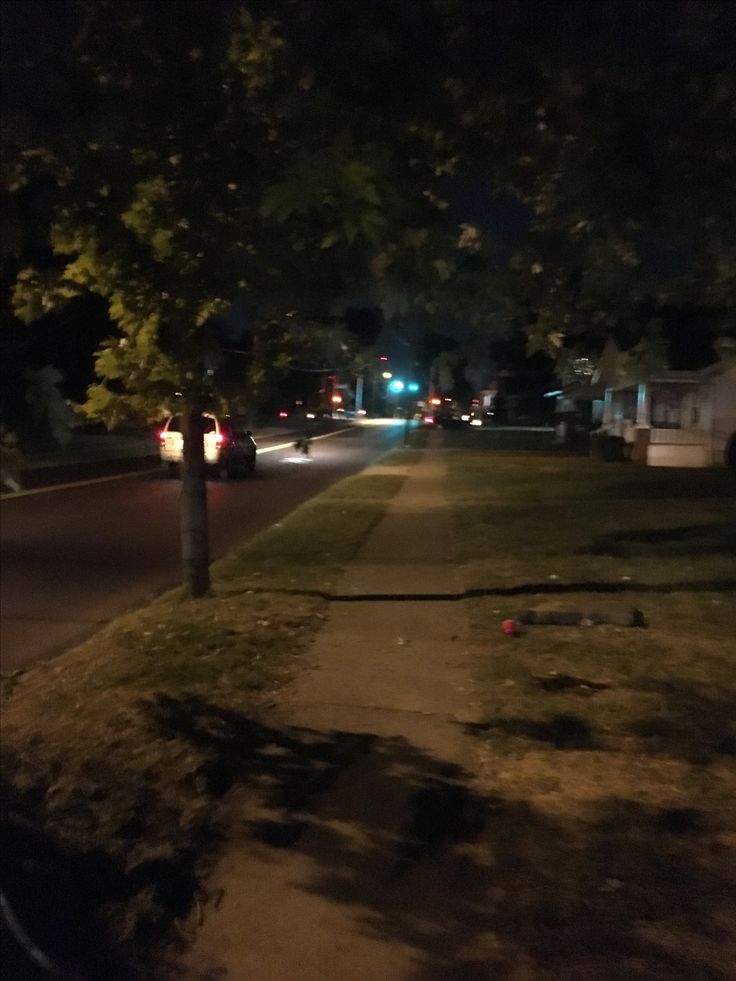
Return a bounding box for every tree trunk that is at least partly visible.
[180,399,210,597]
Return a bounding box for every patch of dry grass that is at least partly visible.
[447,449,736,978]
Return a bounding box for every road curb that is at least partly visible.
[3,454,161,496]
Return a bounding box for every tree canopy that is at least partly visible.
[4,0,478,425]
[4,0,734,405]
[440,0,736,362]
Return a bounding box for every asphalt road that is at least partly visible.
[0,421,406,672]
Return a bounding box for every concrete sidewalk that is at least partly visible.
[175,437,502,981]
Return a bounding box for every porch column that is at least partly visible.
[602,389,613,426]
[636,383,650,427]
[632,382,651,464]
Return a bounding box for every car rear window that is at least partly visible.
[166,415,217,433]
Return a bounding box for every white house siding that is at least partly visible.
[647,432,708,467]
[679,388,708,430]
[708,364,736,465]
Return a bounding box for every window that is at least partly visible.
[167,415,216,433]
[651,393,681,429]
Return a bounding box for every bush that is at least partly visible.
[590,432,628,462]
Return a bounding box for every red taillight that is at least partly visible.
[278,410,288,418]
[215,433,225,446]
[158,431,166,443]
[424,415,434,425]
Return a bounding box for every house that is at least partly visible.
[599,359,736,467]
[555,339,736,467]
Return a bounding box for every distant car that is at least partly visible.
[159,413,256,479]
[439,414,465,429]
[433,407,466,429]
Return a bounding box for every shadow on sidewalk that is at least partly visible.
[2,693,731,979]
[149,695,730,981]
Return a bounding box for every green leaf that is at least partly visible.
[432,258,451,281]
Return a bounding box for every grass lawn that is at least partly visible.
[0,450,416,977]
[445,444,736,979]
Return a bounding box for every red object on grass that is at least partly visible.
[502,619,518,636]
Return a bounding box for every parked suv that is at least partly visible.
[159,413,257,478]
